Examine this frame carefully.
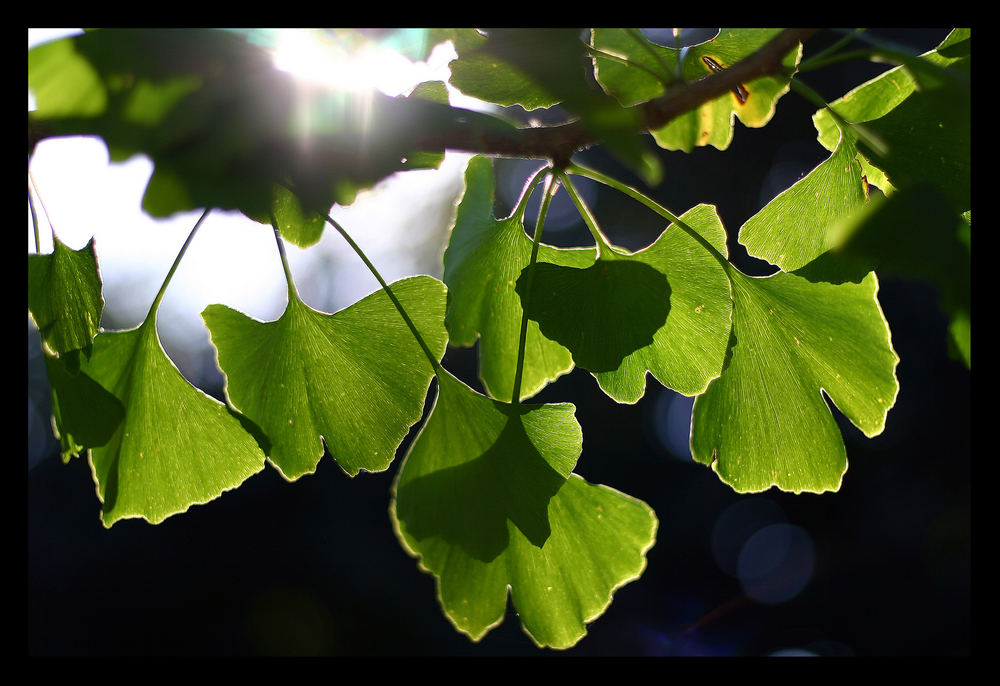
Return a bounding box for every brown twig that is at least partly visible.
[27,29,818,163]
[413,28,818,160]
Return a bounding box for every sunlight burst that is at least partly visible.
[272,29,425,96]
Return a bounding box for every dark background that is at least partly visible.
[27,28,970,656]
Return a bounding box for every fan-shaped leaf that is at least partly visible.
[795,183,970,367]
[202,276,447,480]
[391,370,656,648]
[690,267,899,493]
[812,28,970,156]
[587,204,733,403]
[739,130,868,273]
[443,156,594,401]
[27,236,103,361]
[80,319,266,526]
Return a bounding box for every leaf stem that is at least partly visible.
[624,28,677,87]
[797,48,875,73]
[146,208,211,324]
[317,209,443,375]
[796,29,866,72]
[270,212,300,304]
[786,77,888,156]
[558,172,614,258]
[586,43,673,91]
[510,163,552,225]
[28,169,56,248]
[511,170,557,404]
[28,184,40,254]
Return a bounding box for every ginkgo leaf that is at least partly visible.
[44,351,124,463]
[740,30,970,363]
[441,29,560,110]
[202,276,447,481]
[795,183,970,368]
[690,266,899,493]
[762,29,973,273]
[854,64,969,214]
[447,28,658,184]
[443,156,594,401]
[27,34,107,119]
[592,28,801,152]
[244,185,326,249]
[80,318,267,527]
[739,129,868,273]
[391,370,657,648]
[586,204,733,403]
[27,236,103,361]
[812,29,970,175]
[517,255,670,373]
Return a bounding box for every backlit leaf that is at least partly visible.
[813,29,971,211]
[586,204,733,403]
[739,130,867,272]
[593,28,801,152]
[691,266,899,493]
[443,29,560,110]
[443,156,594,401]
[44,351,124,463]
[446,29,659,183]
[80,317,266,526]
[391,370,656,648]
[517,255,671,373]
[202,276,447,480]
[795,183,970,367]
[27,236,103,360]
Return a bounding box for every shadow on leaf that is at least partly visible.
[44,353,124,454]
[516,258,670,372]
[395,408,568,563]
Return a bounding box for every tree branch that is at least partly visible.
[28,29,819,163]
[412,28,819,160]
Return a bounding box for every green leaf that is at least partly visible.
[739,130,868,272]
[811,28,970,210]
[27,236,104,360]
[517,254,671,373]
[813,29,970,154]
[397,81,450,172]
[244,185,326,249]
[690,267,899,493]
[795,183,970,368]
[593,28,801,152]
[444,29,561,110]
[443,157,594,401]
[79,319,266,526]
[854,64,969,214]
[446,29,659,183]
[391,370,657,648]
[44,352,124,463]
[202,276,448,481]
[28,34,106,117]
[587,204,733,403]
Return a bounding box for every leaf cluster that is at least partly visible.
[27,27,970,650]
